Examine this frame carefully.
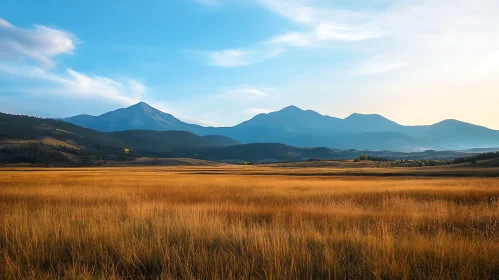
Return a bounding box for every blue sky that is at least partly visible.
[1,0,499,128]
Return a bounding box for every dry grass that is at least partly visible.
[0,137,79,150]
[1,167,499,279]
[41,137,80,149]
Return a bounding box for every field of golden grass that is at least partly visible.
[1,167,498,279]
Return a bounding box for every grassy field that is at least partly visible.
[1,167,499,279]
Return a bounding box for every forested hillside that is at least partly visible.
[0,113,238,165]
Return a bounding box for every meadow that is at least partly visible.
[1,167,498,279]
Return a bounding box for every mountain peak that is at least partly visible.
[279,105,304,113]
[432,119,477,128]
[129,101,153,109]
[436,119,460,124]
[63,101,204,132]
[342,113,401,133]
[124,102,163,116]
[346,113,384,119]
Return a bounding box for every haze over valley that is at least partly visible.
[63,102,499,152]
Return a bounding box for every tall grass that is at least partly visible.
[1,169,498,279]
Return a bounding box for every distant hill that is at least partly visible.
[0,113,238,165]
[171,143,482,163]
[398,120,499,149]
[465,147,499,153]
[111,130,239,156]
[63,103,499,151]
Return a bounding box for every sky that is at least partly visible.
[1,0,499,128]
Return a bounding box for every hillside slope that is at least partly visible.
[0,113,238,165]
[111,130,239,155]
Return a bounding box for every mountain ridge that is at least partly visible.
[2,112,498,165]
[62,102,499,151]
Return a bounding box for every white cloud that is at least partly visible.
[206,0,385,67]
[243,108,272,115]
[0,18,150,108]
[356,62,405,75]
[352,55,406,75]
[366,0,499,79]
[0,18,78,68]
[260,0,382,46]
[226,87,268,97]
[219,86,273,103]
[257,0,499,80]
[270,32,315,47]
[315,23,383,42]
[209,47,284,67]
[257,0,375,25]
[127,79,147,97]
[0,63,146,106]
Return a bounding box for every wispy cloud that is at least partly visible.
[209,47,284,67]
[126,79,147,97]
[355,62,405,75]
[260,0,383,46]
[225,87,268,97]
[257,0,375,25]
[243,107,272,115]
[270,23,383,48]
[270,32,318,47]
[352,55,406,75]
[0,18,78,68]
[206,0,383,67]
[0,18,150,107]
[315,23,383,42]
[0,63,146,106]
[257,0,499,79]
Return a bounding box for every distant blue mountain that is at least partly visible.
[64,102,204,133]
[342,113,402,133]
[63,102,499,151]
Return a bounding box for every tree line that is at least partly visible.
[354,151,499,167]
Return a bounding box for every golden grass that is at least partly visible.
[0,168,498,279]
[41,137,80,149]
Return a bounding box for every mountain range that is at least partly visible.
[63,102,499,151]
[1,112,496,165]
